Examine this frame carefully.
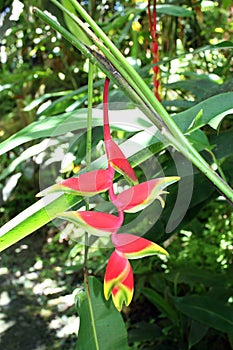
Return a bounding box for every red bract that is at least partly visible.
[36,169,113,197]
[58,211,123,236]
[104,251,134,311]
[112,176,180,213]
[112,232,168,259]
[104,232,168,311]
[105,138,138,185]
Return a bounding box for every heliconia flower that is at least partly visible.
[36,169,113,197]
[57,211,123,237]
[104,251,134,311]
[103,77,138,185]
[112,232,168,259]
[112,176,180,213]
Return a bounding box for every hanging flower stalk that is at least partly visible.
[148,0,161,101]
[37,78,179,311]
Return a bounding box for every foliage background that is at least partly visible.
[0,0,232,349]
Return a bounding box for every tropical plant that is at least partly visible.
[0,1,233,349]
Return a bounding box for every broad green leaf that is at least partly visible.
[174,92,233,132]
[75,276,128,350]
[142,287,178,325]
[0,83,12,92]
[1,92,232,157]
[0,193,82,252]
[208,111,232,130]
[0,109,86,155]
[173,295,233,333]
[0,127,162,253]
[0,108,152,155]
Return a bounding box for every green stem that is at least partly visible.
[86,61,94,173]
[84,61,99,350]
[86,277,100,350]
[84,60,94,286]
[205,148,227,183]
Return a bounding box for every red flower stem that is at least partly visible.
[103,77,111,141]
[148,0,153,36]
[153,0,156,35]
[148,0,161,101]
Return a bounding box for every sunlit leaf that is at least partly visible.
[0,194,81,252]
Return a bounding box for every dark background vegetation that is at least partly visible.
[0,0,232,349]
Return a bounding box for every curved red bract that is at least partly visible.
[61,169,113,194]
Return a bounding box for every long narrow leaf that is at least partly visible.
[0,194,82,252]
[173,295,233,333]
[0,108,151,156]
[1,92,233,156]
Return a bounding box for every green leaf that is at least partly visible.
[0,193,82,252]
[0,83,12,92]
[156,4,193,17]
[188,320,209,349]
[142,287,178,325]
[1,93,231,157]
[24,91,72,111]
[61,0,92,45]
[174,92,233,132]
[0,109,85,155]
[0,126,163,253]
[165,266,229,287]
[0,138,58,181]
[187,109,203,133]
[173,295,233,333]
[186,129,210,152]
[75,276,128,350]
[209,129,233,160]
[166,79,218,99]
[0,108,152,155]
[33,80,103,116]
